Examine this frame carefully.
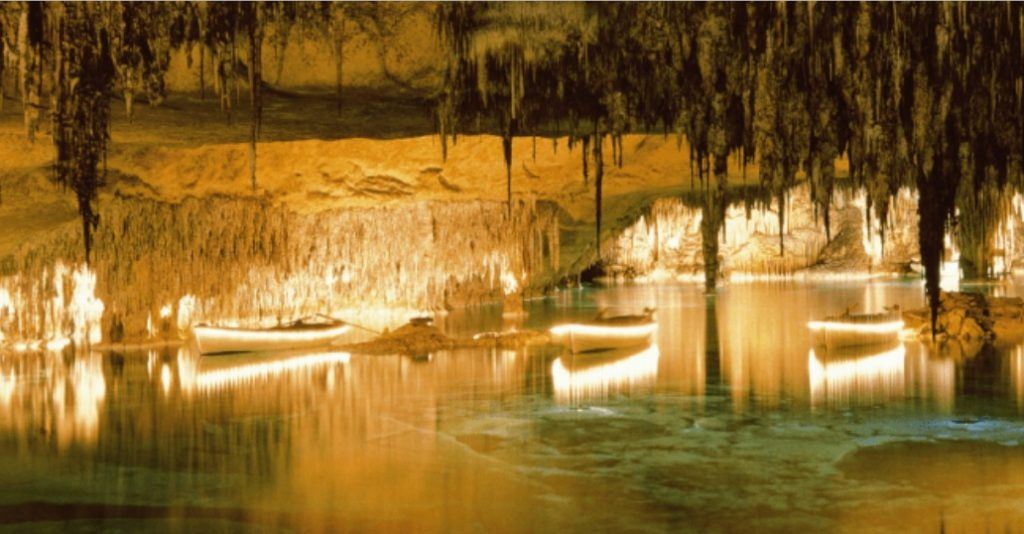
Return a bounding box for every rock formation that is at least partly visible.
[904,292,1024,346]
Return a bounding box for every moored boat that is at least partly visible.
[192,317,352,355]
[807,306,903,350]
[549,308,657,353]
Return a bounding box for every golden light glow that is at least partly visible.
[45,338,71,352]
[70,264,105,345]
[176,294,198,336]
[0,368,14,407]
[72,355,107,437]
[161,363,173,394]
[551,344,659,403]
[500,266,520,295]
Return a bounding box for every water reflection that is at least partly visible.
[2,283,1024,530]
[717,284,820,410]
[0,367,14,408]
[551,344,660,404]
[809,343,906,408]
[905,344,956,412]
[0,349,106,449]
[1013,346,1024,412]
[176,349,351,394]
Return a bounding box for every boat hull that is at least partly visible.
[549,322,657,353]
[808,319,903,350]
[192,324,352,355]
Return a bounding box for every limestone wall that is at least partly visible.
[603,185,922,281]
[0,197,558,344]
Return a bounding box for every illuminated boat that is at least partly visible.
[807,306,903,350]
[549,309,657,353]
[192,317,352,355]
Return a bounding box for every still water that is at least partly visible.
[2,280,1024,532]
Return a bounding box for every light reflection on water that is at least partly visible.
[1,280,1024,530]
[551,344,660,404]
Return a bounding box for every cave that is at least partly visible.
[1,2,1024,531]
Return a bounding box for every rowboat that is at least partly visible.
[192,317,352,355]
[807,306,903,350]
[549,308,657,353]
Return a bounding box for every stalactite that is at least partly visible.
[247,3,263,192]
[51,2,116,265]
[18,3,44,141]
[0,25,5,114]
[777,190,785,256]
[594,131,604,261]
[502,117,514,219]
[332,13,345,116]
[581,134,590,185]
[429,2,1024,308]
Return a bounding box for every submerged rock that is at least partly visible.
[337,321,548,356]
[904,292,1024,345]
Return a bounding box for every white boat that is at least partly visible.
[192,317,352,355]
[807,306,903,350]
[549,309,657,353]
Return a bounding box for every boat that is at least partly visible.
[549,308,657,353]
[192,317,352,355]
[807,306,904,350]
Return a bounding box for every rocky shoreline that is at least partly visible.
[904,292,1024,348]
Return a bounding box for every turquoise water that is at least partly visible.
[2,280,1024,532]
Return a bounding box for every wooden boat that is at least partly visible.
[192,317,352,355]
[807,306,903,350]
[549,308,657,353]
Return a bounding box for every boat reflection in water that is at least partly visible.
[807,337,958,412]
[808,342,906,408]
[176,348,351,394]
[551,343,660,404]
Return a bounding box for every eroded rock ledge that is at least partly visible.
[904,292,1024,345]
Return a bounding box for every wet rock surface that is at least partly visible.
[337,322,549,356]
[903,291,1024,345]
